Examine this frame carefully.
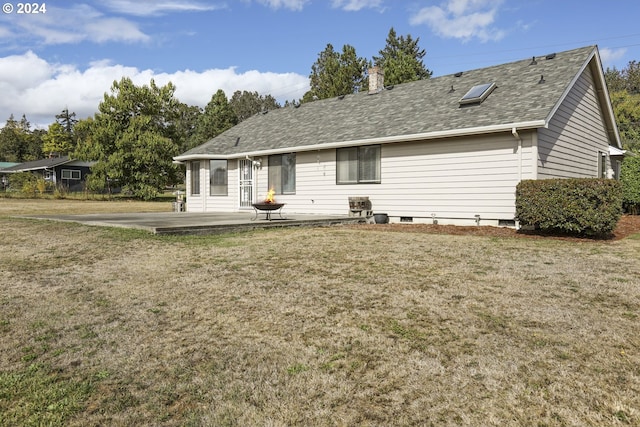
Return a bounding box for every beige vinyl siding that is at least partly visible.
[264,150,341,214]
[249,132,532,220]
[188,161,238,212]
[192,132,533,220]
[185,161,204,212]
[374,133,531,219]
[204,161,238,211]
[537,65,610,179]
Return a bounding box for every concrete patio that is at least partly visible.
[19,211,368,235]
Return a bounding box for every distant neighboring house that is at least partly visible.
[1,156,94,192]
[174,45,622,226]
[0,162,20,190]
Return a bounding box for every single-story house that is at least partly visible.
[0,162,20,190]
[174,45,622,226]
[1,156,94,192]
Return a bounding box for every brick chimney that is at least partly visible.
[368,66,384,94]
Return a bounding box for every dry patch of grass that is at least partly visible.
[0,197,171,216]
[0,200,638,426]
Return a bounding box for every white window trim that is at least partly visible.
[61,169,81,180]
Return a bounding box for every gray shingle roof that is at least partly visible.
[1,156,73,172]
[177,45,598,159]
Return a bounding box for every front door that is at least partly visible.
[238,159,254,208]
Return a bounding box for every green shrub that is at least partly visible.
[85,173,106,193]
[516,178,623,236]
[620,156,640,214]
[35,177,54,194]
[54,184,68,199]
[8,172,38,195]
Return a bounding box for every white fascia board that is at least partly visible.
[173,120,545,161]
[17,162,73,172]
[592,50,623,148]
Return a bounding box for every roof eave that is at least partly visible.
[172,120,546,161]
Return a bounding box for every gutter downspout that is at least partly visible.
[512,127,523,182]
[512,127,523,230]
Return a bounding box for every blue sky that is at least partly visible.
[1,0,640,128]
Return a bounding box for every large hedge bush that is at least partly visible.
[620,155,640,214]
[516,178,623,236]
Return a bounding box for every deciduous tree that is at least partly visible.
[621,156,640,214]
[606,61,640,152]
[74,77,181,199]
[42,122,74,156]
[609,90,640,152]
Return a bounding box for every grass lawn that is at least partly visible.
[0,199,638,426]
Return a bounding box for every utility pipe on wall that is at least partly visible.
[512,127,523,182]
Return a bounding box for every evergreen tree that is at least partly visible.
[372,27,432,85]
[190,89,238,147]
[230,90,280,122]
[303,43,368,102]
[606,61,640,94]
[0,114,41,162]
[173,102,202,152]
[0,115,21,162]
[56,108,78,135]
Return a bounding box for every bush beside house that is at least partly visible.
[620,156,640,214]
[7,172,56,196]
[516,178,623,236]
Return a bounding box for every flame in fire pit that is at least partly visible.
[264,187,276,204]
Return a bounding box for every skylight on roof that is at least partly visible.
[459,82,496,105]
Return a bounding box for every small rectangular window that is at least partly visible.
[61,169,81,180]
[269,153,296,194]
[337,145,381,184]
[190,161,200,195]
[209,160,227,196]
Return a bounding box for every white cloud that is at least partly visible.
[410,0,506,42]
[0,27,10,41]
[331,0,385,11]
[0,52,309,129]
[2,4,150,46]
[103,0,226,16]
[83,18,151,43]
[599,47,627,70]
[255,0,309,11]
[0,51,53,90]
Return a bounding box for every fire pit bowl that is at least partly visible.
[252,202,285,211]
[251,202,286,221]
